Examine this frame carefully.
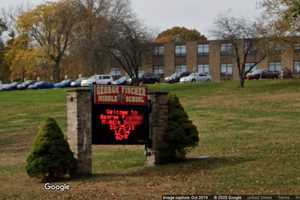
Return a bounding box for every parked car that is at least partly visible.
[180,73,212,83]
[127,72,146,85]
[165,73,177,82]
[262,70,280,79]
[0,82,19,91]
[246,69,263,80]
[81,75,114,87]
[139,73,160,84]
[70,77,86,87]
[54,80,72,88]
[81,75,97,87]
[17,80,36,90]
[28,81,54,89]
[95,75,114,85]
[112,76,130,85]
[248,69,280,80]
[166,72,190,83]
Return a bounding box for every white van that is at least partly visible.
[81,75,114,87]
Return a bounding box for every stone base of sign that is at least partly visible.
[67,88,92,175]
[146,91,170,166]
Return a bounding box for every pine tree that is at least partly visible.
[26,118,77,182]
[159,94,199,162]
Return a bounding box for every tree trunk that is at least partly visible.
[131,76,139,86]
[53,61,61,82]
[132,67,140,86]
[240,75,245,88]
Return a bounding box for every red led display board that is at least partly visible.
[92,85,150,145]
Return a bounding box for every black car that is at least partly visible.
[247,69,280,80]
[261,70,280,79]
[139,73,160,84]
[167,72,190,83]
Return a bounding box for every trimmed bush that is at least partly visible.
[26,118,77,182]
[160,94,199,162]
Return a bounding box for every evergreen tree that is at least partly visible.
[26,118,77,182]
[159,94,199,162]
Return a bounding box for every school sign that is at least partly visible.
[92,85,150,145]
[67,86,169,175]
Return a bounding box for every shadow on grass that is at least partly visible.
[72,156,255,182]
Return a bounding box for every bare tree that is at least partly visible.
[212,15,270,88]
[103,0,153,85]
[70,0,149,79]
[108,22,152,85]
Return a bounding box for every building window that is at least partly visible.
[198,44,209,56]
[294,61,300,73]
[221,43,232,55]
[221,64,233,75]
[245,63,258,72]
[294,44,300,53]
[153,46,164,56]
[176,65,187,73]
[153,65,164,75]
[175,45,186,56]
[269,62,282,72]
[111,68,121,76]
[197,64,210,74]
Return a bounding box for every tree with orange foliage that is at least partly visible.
[17,0,81,82]
[5,34,48,81]
[155,26,207,43]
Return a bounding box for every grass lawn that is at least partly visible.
[0,80,300,199]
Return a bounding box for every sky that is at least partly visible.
[0,0,263,38]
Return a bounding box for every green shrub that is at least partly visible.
[26,118,77,182]
[160,94,199,162]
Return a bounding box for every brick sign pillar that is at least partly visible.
[146,91,169,165]
[67,88,92,175]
